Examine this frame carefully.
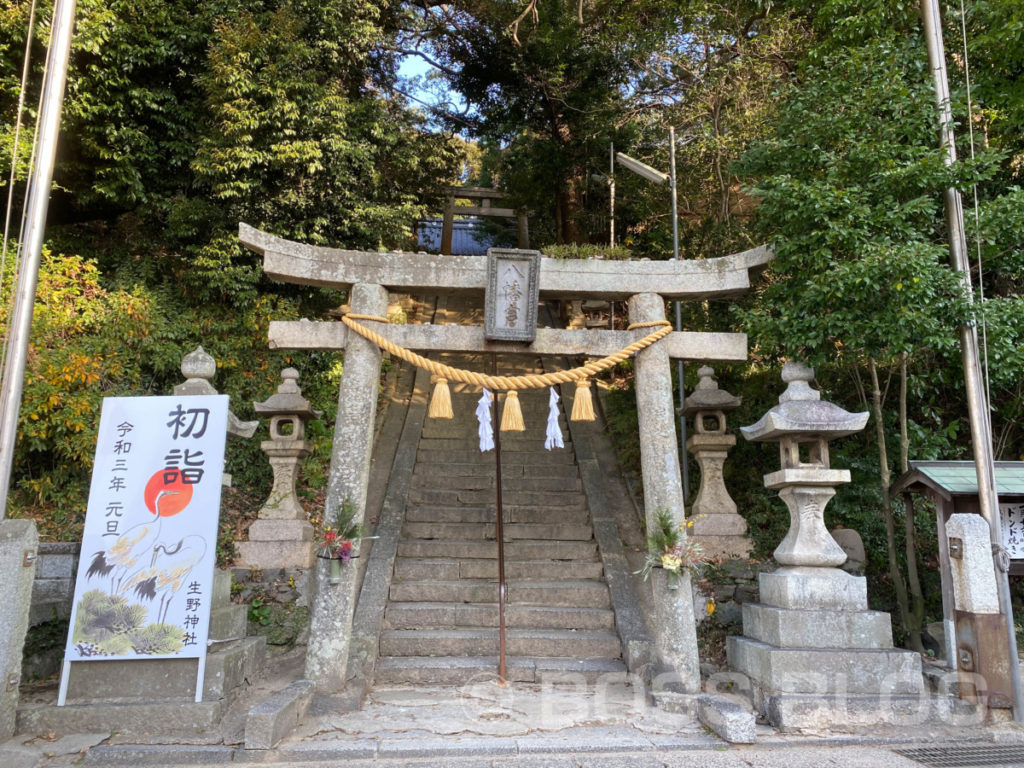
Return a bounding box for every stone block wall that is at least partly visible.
[698,559,773,627]
[231,566,312,607]
[30,542,80,627]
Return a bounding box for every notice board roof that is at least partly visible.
[891,461,1024,500]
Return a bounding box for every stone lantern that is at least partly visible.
[235,368,321,570]
[727,362,926,730]
[682,366,749,559]
[739,361,867,567]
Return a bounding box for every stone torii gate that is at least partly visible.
[239,223,772,695]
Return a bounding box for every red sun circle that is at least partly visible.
[143,470,194,517]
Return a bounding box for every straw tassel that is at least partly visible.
[500,390,525,432]
[571,379,596,422]
[428,375,453,419]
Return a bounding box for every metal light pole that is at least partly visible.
[668,126,688,505]
[615,131,690,504]
[920,0,1024,722]
[0,0,77,520]
[609,143,616,249]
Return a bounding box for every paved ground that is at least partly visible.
[7,659,1024,768]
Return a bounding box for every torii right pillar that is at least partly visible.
[629,293,700,693]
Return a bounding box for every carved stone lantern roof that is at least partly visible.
[740,362,867,443]
[681,365,741,416]
[254,368,321,419]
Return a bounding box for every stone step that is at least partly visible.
[380,629,621,658]
[394,558,604,581]
[397,539,599,561]
[384,601,616,631]
[417,449,577,465]
[418,442,575,456]
[420,430,570,443]
[405,505,591,526]
[410,474,583,493]
[407,488,587,508]
[412,463,581,479]
[422,416,568,432]
[374,656,627,685]
[388,580,612,608]
[402,521,595,542]
[459,559,605,580]
[395,558,461,581]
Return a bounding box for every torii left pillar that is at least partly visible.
[305,283,388,690]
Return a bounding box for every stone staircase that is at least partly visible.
[376,356,625,685]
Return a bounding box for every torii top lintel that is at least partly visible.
[239,224,773,302]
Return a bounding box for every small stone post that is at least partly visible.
[305,283,388,691]
[628,292,700,693]
[236,369,320,570]
[682,366,750,559]
[946,513,1012,707]
[0,519,38,740]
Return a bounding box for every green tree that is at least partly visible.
[180,0,462,303]
[1,0,465,534]
[735,13,984,648]
[403,0,682,244]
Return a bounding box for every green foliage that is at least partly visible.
[2,250,157,535]
[413,0,682,243]
[248,597,272,626]
[246,601,310,646]
[541,244,634,261]
[177,0,462,302]
[603,377,641,485]
[736,35,978,365]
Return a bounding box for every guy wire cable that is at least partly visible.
[1,0,40,384]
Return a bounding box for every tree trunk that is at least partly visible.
[869,358,919,651]
[899,353,910,474]
[898,353,925,651]
[554,191,565,244]
[903,494,926,651]
[561,166,585,244]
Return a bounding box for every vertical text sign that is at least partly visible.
[64,395,229,662]
[484,248,540,343]
[1001,502,1024,560]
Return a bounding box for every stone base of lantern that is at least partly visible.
[236,519,315,569]
[691,513,752,559]
[727,566,926,731]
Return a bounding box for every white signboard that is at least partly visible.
[60,396,228,700]
[1001,502,1024,559]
